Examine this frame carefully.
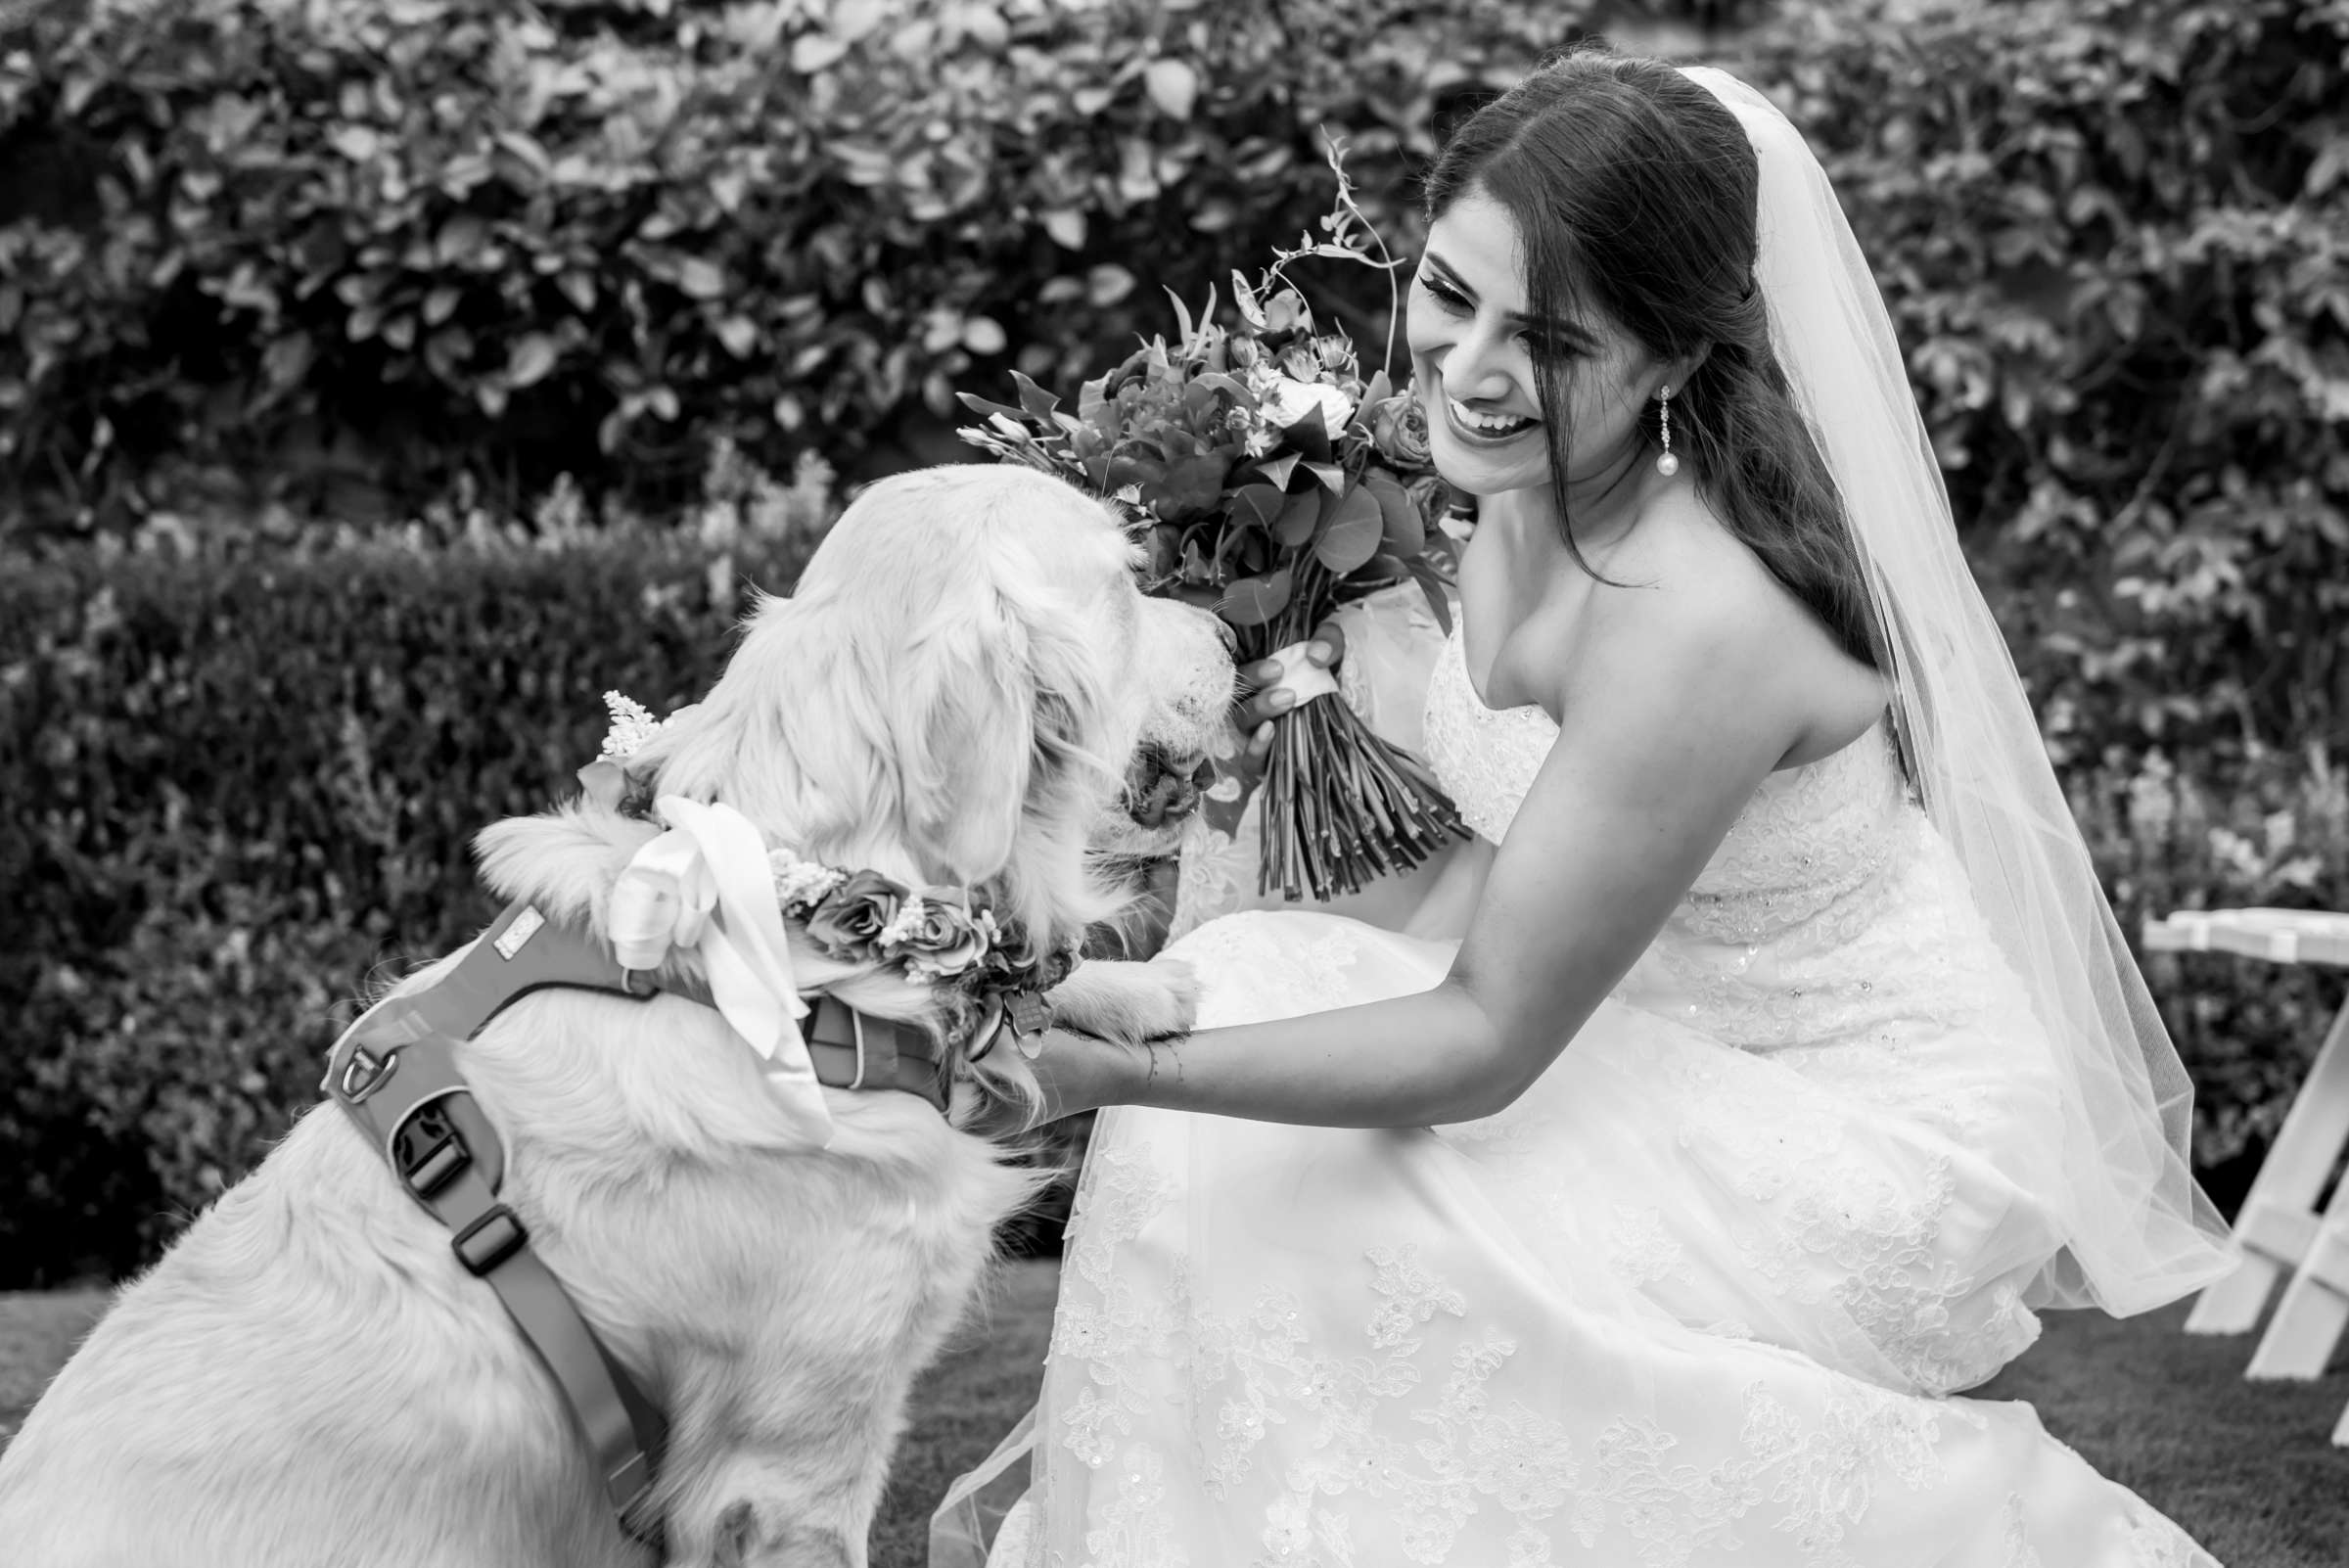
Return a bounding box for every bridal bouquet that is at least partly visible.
[959,157,1467,901]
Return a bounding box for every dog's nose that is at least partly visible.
[1128,776,1183,828]
[1127,751,1212,828]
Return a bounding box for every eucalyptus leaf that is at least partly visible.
[1218,567,1292,627]
[1254,452,1300,489]
[1365,470,1422,554]
[1233,484,1285,530]
[1272,485,1323,548]
[1314,484,1383,574]
[956,392,1029,423]
[1011,371,1060,419]
[1407,558,1455,636]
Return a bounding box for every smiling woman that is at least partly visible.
[1418,63,1880,671]
[936,40,2235,1568]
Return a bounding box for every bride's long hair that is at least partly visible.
[1424,44,1882,670]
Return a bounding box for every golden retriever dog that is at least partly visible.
[0,464,1232,1567]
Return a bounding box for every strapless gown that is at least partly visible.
[941,625,2217,1568]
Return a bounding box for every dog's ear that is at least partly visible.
[894,605,1036,885]
[897,583,1125,899]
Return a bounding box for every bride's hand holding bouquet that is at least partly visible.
[958,149,1469,903]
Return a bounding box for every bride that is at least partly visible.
[938,47,2235,1567]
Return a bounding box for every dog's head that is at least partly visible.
[632,463,1229,959]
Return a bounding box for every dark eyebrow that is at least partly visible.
[1423,251,1599,352]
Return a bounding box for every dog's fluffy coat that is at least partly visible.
[0,466,1231,1566]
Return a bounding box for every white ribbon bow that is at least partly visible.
[607,795,833,1149]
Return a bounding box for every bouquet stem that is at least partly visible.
[1254,558,1467,902]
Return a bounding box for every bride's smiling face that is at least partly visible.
[1406,189,1661,499]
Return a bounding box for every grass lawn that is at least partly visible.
[8,1260,2344,1565]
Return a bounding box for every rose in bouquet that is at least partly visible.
[958,157,1468,901]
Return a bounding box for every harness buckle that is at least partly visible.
[392,1100,472,1199]
[452,1205,529,1276]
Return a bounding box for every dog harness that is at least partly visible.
[321,898,951,1541]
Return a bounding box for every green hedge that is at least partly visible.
[2070,745,2349,1202]
[1740,0,2349,763]
[4,0,2341,761]
[0,0,1590,532]
[4,526,2340,1284]
[1,526,816,1283]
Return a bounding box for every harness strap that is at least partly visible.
[323,900,668,1537]
[801,993,949,1109]
[321,899,959,1542]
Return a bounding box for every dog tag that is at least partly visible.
[1004,990,1051,1038]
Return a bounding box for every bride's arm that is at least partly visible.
[1037,576,1810,1128]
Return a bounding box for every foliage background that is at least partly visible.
[2,0,2345,1284]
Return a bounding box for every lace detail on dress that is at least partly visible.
[1055,1143,1186,1474]
[1737,1381,1949,1567]
[1672,1053,2045,1395]
[1419,626,1558,848]
[2000,1495,2046,1568]
[1607,1205,1696,1289]
[1421,623,2016,1081]
[1677,723,1906,935]
[1040,1165,2074,1568]
[1175,913,1368,1022]
[1170,780,1260,944]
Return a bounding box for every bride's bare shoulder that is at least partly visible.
[1593,488,1810,639]
[1572,486,1880,732]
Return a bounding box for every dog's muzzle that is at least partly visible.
[1124,742,1218,829]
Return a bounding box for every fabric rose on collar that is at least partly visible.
[883,889,995,982]
[975,919,1042,988]
[803,869,908,959]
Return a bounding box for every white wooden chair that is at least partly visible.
[2142,906,2349,1443]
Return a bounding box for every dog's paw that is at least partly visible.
[1142,956,1199,1038]
[1049,957,1200,1046]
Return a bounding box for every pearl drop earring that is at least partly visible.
[1655,385,1680,478]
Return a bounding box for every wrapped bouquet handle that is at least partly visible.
[1264,640,1343,706]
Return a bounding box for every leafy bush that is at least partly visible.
[0,518,820,1284]
[2070,742,2349,1210]
[0,0,1590,538]
[6,0,2340,762]
[1739,0,2349,761]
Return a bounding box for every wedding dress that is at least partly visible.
[936,59,2231,1568]
[938,616,2218,1568]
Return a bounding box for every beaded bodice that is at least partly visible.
[1420,626,2014,1055]
[1421,624,1908,884]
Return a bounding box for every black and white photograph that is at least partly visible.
[2,0,2346,1563]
